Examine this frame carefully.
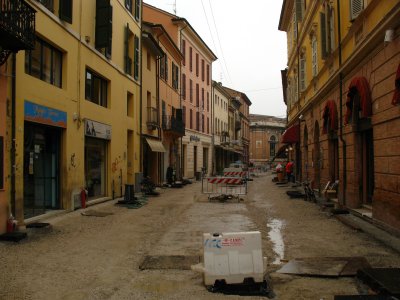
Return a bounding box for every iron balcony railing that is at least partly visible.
[0,0,36,51]
[162,115,185,136]
[146,107,159,129]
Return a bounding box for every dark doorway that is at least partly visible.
[24,122,61,218]
[361,129,374,205]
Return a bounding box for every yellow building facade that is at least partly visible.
[280,0,400,232]
[8,0,142,224]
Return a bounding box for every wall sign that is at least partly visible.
[85,119,111,140]
[190,135,200,142]
[24,101,67,128]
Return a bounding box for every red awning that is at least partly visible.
[345,77,372,124]
[322,100,338,134]
[281,124,300,144]
[392,63,400,105]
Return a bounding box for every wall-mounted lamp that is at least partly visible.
[384,29,394,43]
[289,146,293,151]
[299,114,304,120]
[73,112,79,121]
[85,35,91,43]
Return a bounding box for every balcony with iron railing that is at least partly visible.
[162,115,185,136]
[146,107,159,130]
[0,0,36,63]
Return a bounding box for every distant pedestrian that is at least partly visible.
[286,160,294,182]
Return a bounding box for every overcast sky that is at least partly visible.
[144,0,288,117]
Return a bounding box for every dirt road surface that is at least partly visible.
[1,173,400,299]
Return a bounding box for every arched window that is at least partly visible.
[269,135,276,157]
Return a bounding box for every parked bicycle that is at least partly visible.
[302,181,316,202]
[141,176,159,196]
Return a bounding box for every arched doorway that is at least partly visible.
[313,121,321,191]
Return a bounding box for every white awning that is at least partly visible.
[145,138,166,152]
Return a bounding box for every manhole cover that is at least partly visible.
[139,255,200,270]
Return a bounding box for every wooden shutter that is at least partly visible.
[95,0,112,49]
[320,12,328,59]
[106,5,113,58]
[134,35,139,80]
[300,57,306,91]
[295,0,303,22]
[124,24,131,74]
[59,0,73,24]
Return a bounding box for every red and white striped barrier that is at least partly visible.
[207,177,243,185]
[223,171,247,177]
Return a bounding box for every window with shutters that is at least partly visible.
[160,54,168,81]
[196,84,199,107]
[189,47,193,72]
[196,111,199,131]
[134,0,140,21]
[201,88,204,110]
[189,79,193,102]
[182,73,186,100]
[190,109,193,129]
[295,0,305,22]
[292,13,297,45]
[207,117,209,134]
[95,0,113,58]
[124,24,133,75]
[196,53,199,77]
[125,0,132,12]
[320,5,335,59]
[134,35,140,80]
[172,62,179,90]
[207,92,209,112]
[85,69,108,107]
[311,35,318,77]
[182,39,186,66]
[206,64,210,85]
[350,0,364,21]
[299,56,306,91]
[201,59,205,81]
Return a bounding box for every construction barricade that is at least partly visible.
[201,176,247,202]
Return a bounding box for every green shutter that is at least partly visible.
[59,0,73,23]
[320,12,327,59]
[124,24,132,75]
[95,0,111,48]
[134,35,139,80]
[106,5,113,58]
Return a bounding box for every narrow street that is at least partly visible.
[1,172,400,300]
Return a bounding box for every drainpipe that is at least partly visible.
[10,53,16,217]
[337,0,347,206]
[156,55,162,184]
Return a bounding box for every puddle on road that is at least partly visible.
[267,219,285,265]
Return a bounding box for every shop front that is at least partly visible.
[23,101,66,219]
[84,119,111,200]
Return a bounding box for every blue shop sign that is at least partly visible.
[24,101,67,128]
